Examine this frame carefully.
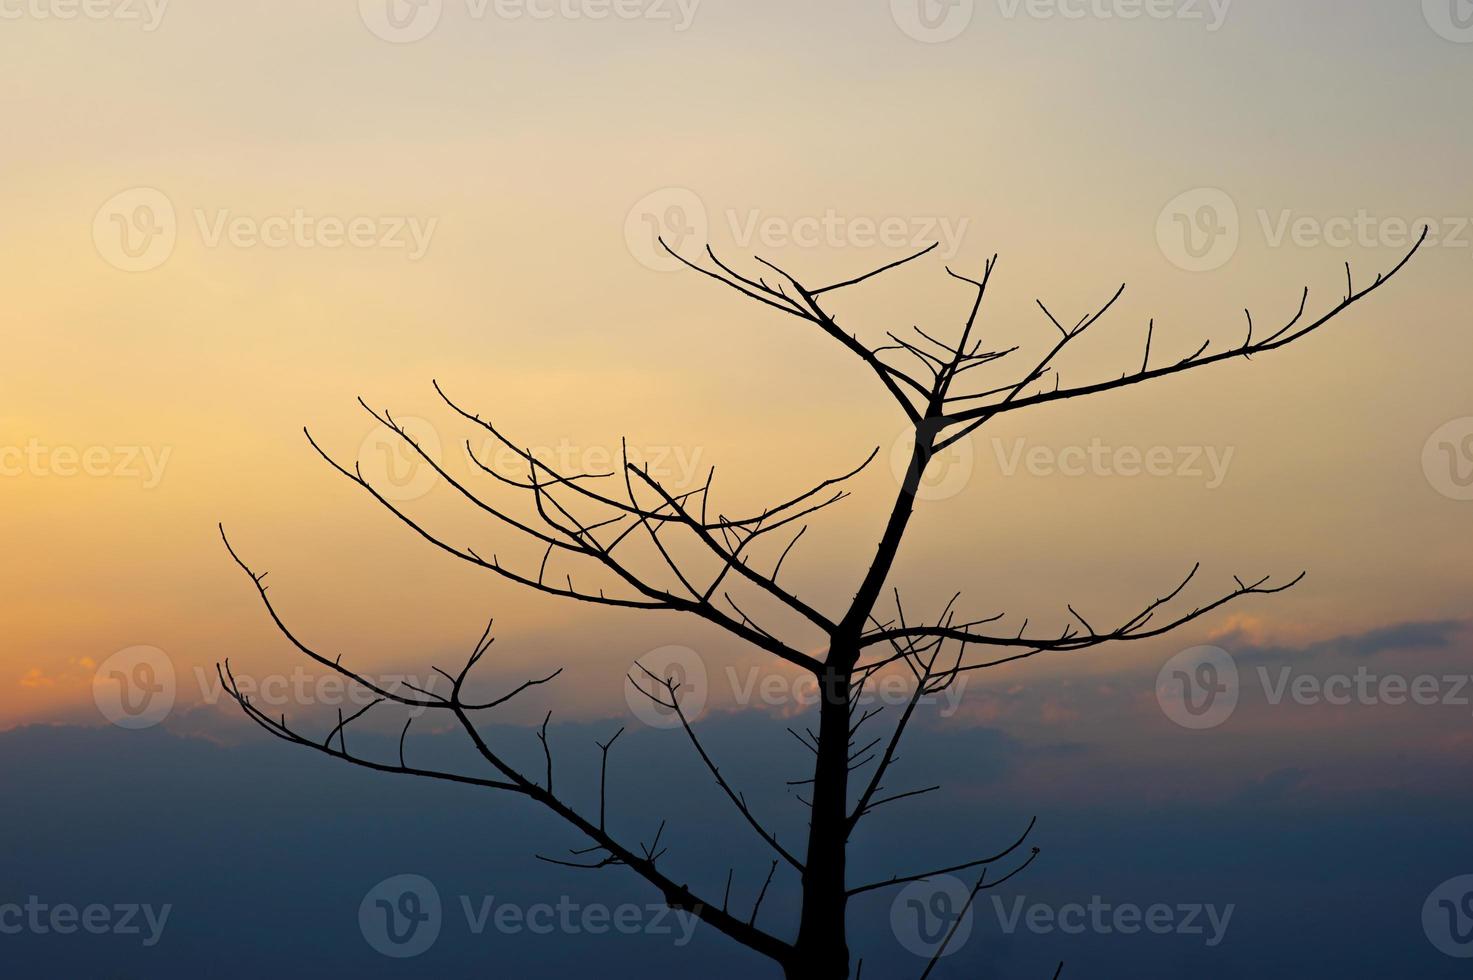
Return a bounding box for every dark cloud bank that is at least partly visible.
[3,694,1471,979]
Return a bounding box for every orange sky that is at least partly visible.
[3,0,1470,730]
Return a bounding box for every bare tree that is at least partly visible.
[219,227,1425,979]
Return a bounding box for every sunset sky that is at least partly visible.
[3,2,1472,975]
[5,0,1468,731]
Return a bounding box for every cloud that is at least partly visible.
[18,668,54,689]
[15,657,96,690]
[1212,618,1469,666]
[2,721,1470,979]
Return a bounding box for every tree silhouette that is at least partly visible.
[219,227,1425,979]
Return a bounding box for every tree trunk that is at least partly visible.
[789,662,854,979]
[785,425,937,978]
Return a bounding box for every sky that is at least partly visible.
[2,0,1472,975]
